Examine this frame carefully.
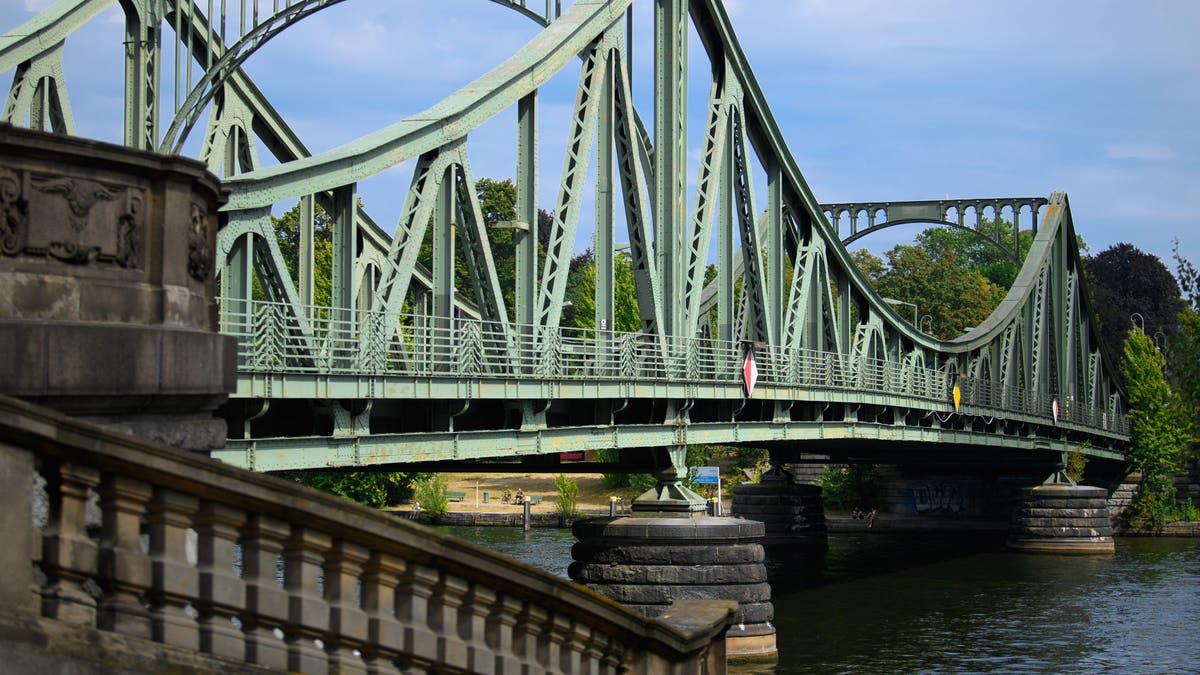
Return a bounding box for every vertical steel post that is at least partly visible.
[766,158,783,345]
[434,166,457,370]
[330,185,357,367]
[122,0,160,150]
[654,0,687,341]
[596,53,615,337]
[298,194,315,307]
[516,93,538,335]
[331,184,357,313]
[718,112,735,346]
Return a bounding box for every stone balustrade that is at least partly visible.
[0,395,733,674]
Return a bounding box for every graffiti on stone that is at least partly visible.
[909,481,967,514]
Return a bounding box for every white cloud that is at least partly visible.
[1104,143,1175,161]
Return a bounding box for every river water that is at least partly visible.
[436,526,1200,673]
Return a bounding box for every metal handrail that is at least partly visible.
[218,297,1130,436]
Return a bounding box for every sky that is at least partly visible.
[3,0,1198,273]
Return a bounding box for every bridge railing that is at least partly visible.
[219,298,1129,436]
[0,395,732,673]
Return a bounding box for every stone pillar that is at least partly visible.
[731,463,828,549]
[1008,481,1115,554]
[570,446,775,662]
[0,126,235,452]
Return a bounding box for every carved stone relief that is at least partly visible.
[0,167,27,256]
[0,167,144,268]
[187,202,213,282]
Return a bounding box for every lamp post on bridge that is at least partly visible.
[882,297,919,325]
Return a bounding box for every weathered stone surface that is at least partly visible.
[568,562,767,585]
[584,582,772,606]
[1007,484,1115,553]
[731,476,828,551]
[572,514,775,661]
[573,515,764,543]
[624,600,774,625]
[571,541,765,565]
[0,126,232,452]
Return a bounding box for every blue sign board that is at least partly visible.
[691,466,720,484]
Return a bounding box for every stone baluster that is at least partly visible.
[579,627,606,675]
[488,596,523,675]
[362,551,405,675]
[325,540,371,675]
[41,461,101,625]
[242,514,290,669]
[396,562,440,670]
[597,634,625,675]
[97,474,153,638]
[548,614,574,674]
[558,616,586,674]
[194,501,246,660]
[514,603,549,675]
[460,584,496,674]
[429,572,470,671]
[148,488,199,650]
[284,526,332,673]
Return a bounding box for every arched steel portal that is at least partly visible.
[2,1,1129,474]
[826,197,1050,266]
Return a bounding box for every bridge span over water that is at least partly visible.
[3,0,1129,478]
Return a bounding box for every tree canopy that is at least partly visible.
[1084,243,1184,363]
[1122,327,1195,526]
[851,242,1007,340]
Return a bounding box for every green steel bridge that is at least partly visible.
[2,0,1129,475]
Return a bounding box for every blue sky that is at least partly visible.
[4,0,1198,273]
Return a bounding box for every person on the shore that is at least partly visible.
[867,508,877,528]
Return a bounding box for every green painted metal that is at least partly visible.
[3,0,1131,477]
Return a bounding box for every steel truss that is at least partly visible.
[2,0,1129,471]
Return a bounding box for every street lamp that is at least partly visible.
[920,314,933,335]
[881,297,918,325]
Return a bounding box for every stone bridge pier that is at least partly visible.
[570,446,778,663]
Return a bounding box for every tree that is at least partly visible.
[271,200,334,306]
[1122,328,1195,527]
[854,244,1007,339]
[1174,238,1199,312]
[286,470,423,509]
[916,218,1033,289]
[1168,242,1200,458]
[563,250,642,332]
[1085,243,1184,365]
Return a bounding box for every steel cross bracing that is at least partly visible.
[3,0,1130,472]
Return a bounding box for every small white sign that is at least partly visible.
[600,318,607,330]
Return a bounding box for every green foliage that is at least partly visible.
[412,474,451,517]
[1085,243,1185,366]
[915,218,1033,289]
[1167,309,1200,452]
[817,464,879,510]
[1173,238,1199,312]
[1065,450,1089,484]
[853,243,1006,339]
[272,200,334,306]
[1174,498,1200,522]
[553,474,580,521]
[1122,328,1195,527]
[288,471,421,508]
